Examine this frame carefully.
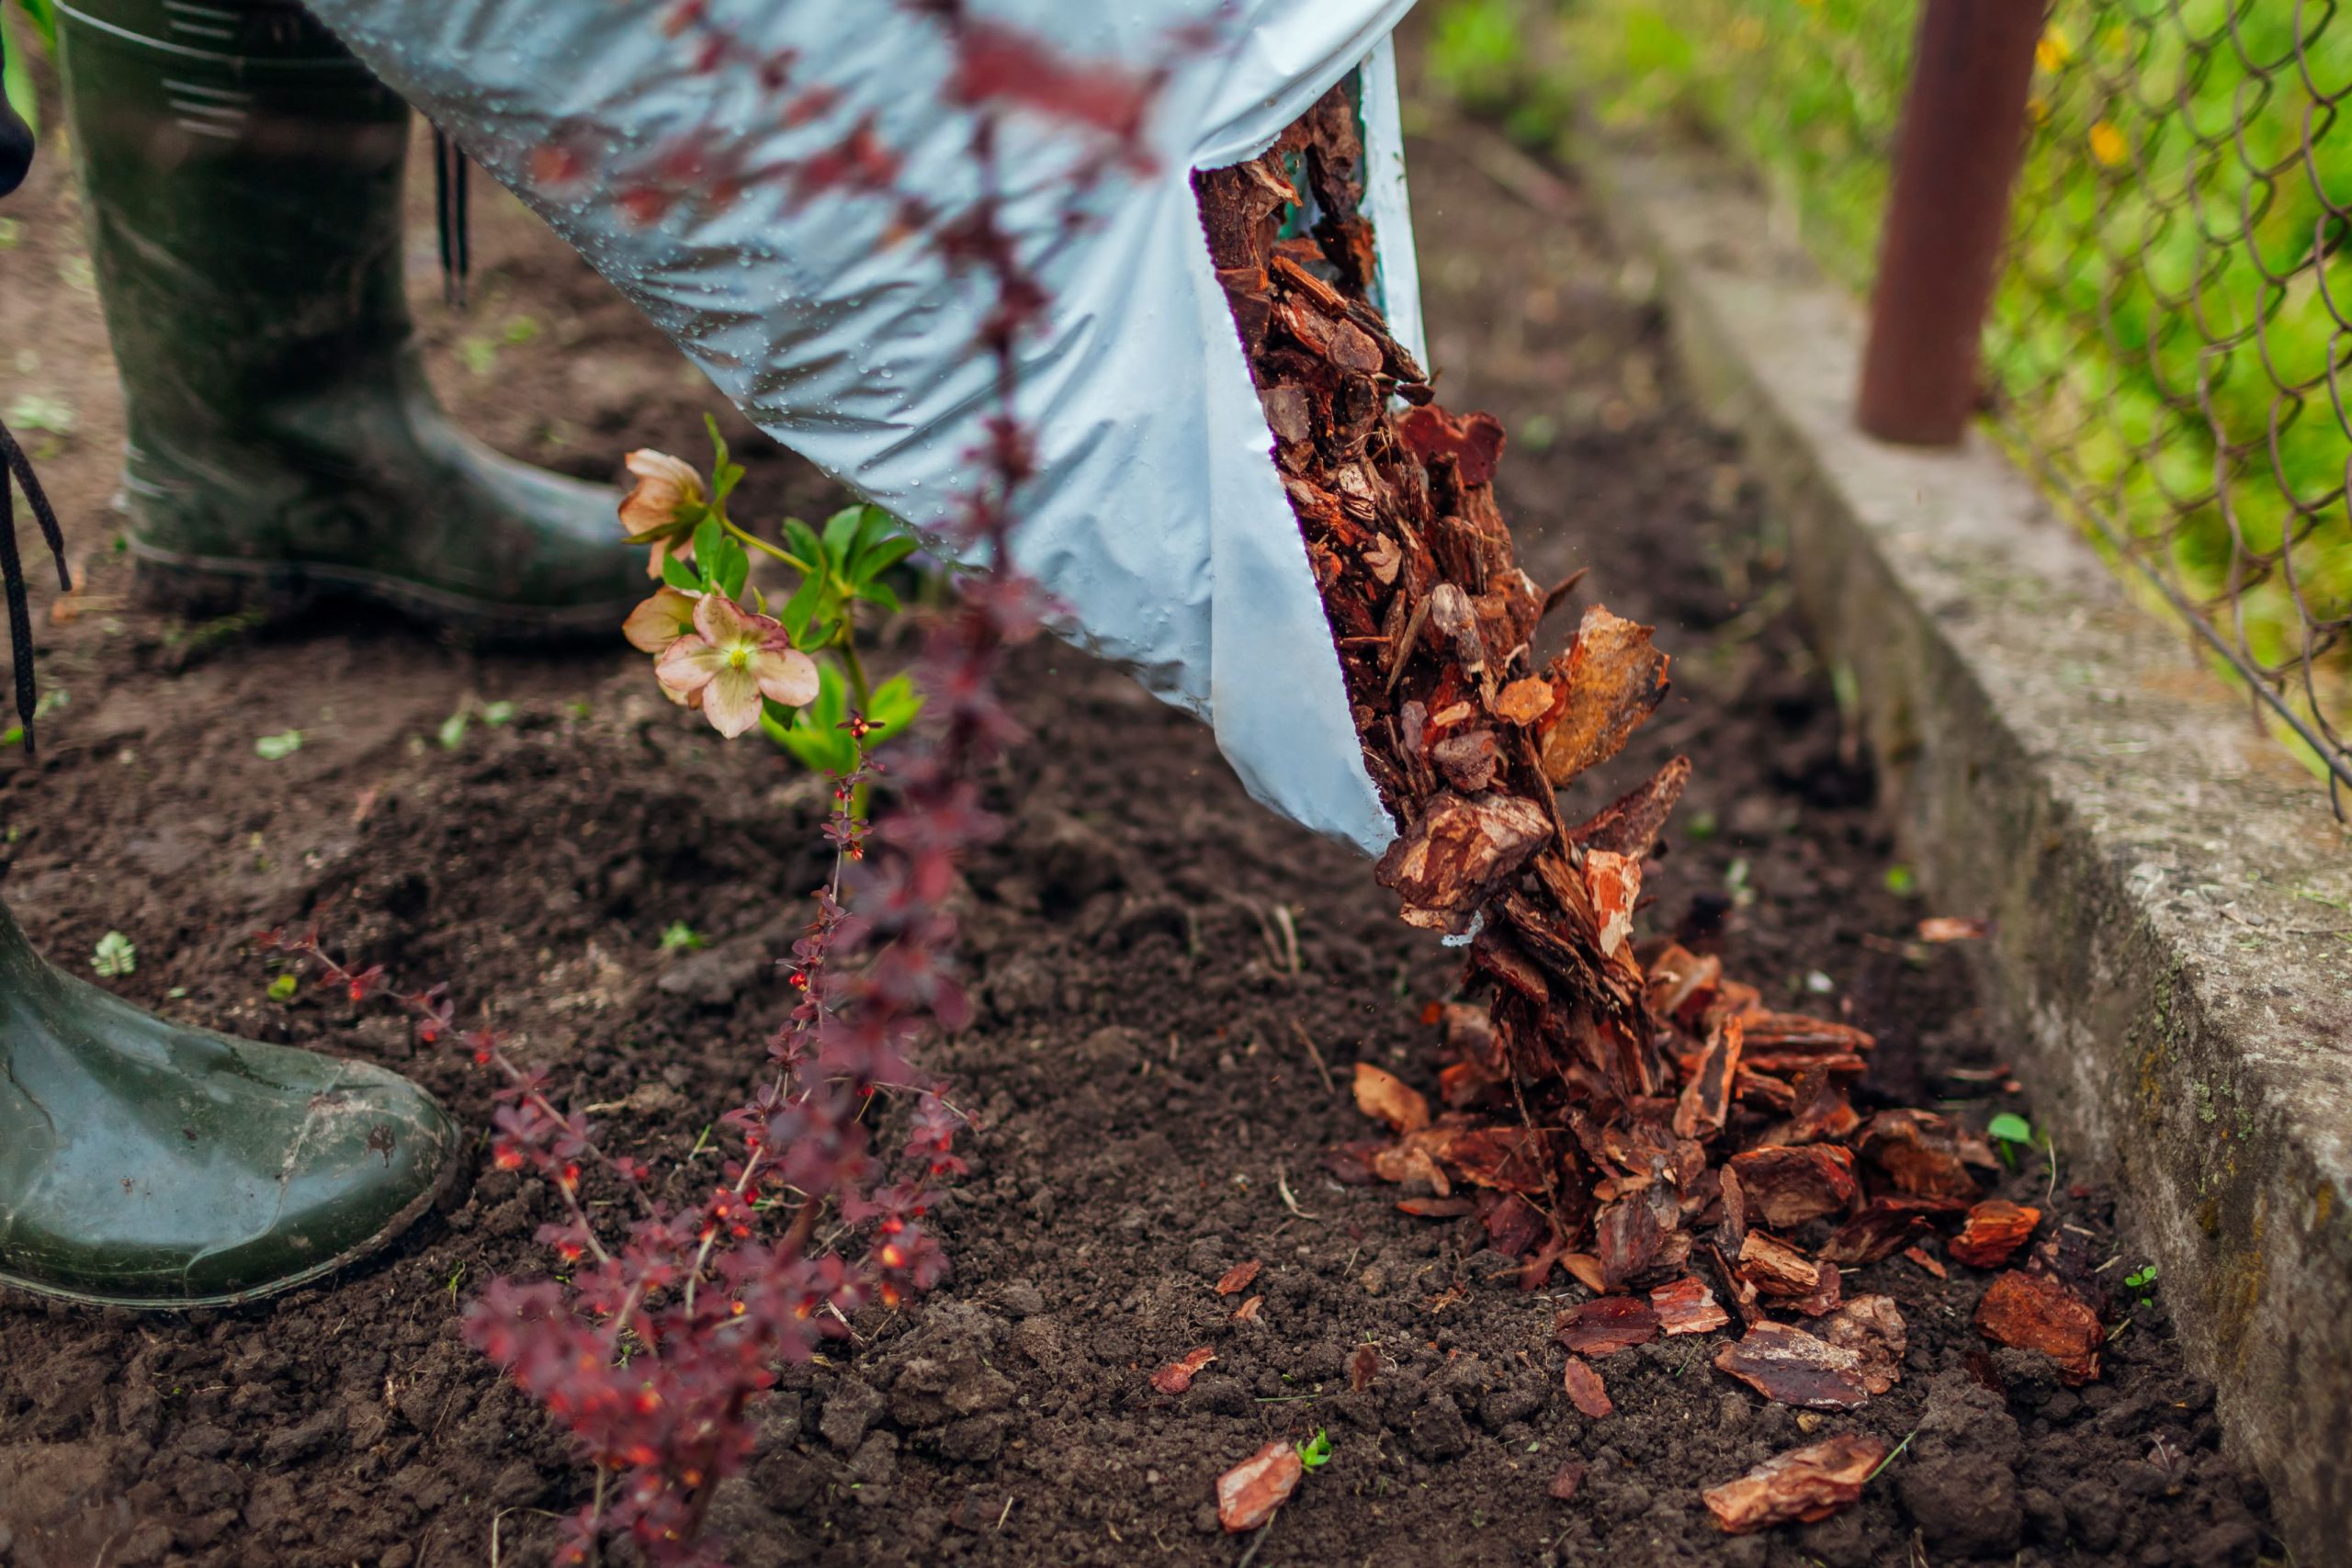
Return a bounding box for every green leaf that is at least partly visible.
[691,516,725,576]
[90,931,136,978]
[716,536,751,603]
[763,712,852,774]
[763,660,863,773]
[853,533,922,583]
[1883,863,1917,897]
[436,709,470,750]
[1296,1427,1333,1470]
[808,660,847,728]
[254,729,303,761]
[821,504,865,564]
[17,0,57,53]
[779,569,825,641]
[1986,1112,2035,1145]
[661,552,703,594]
[267,972,300,1002]
[502,314,541,344]
[856,579,903,615]
[2,25,34,139]
[481,700,516,727]
[783,517,826,576]
[866,673,924,735]
[659,920,706,953]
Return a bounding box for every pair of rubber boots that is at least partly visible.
[0,0,645,1306]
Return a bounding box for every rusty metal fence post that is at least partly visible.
[1856,0,2042,446]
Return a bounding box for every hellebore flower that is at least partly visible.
[618,449,707,579]
[623,585,700,655]
[656,592,820,738]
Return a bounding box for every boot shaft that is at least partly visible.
[57,0,418,470]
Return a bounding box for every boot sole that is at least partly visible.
[0,1111,466,1312]
[129,543,639,647]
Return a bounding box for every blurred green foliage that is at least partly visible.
[1433,0,2352,760]
[4,0,56,133]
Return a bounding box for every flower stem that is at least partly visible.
[719,517,811,575]
[837,631,872,710]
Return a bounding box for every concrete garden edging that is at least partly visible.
[1583,135,2352,1562]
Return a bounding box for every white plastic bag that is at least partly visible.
[301,0,1422,854]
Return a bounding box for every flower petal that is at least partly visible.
[655,635,728,697]
[623,587,700,653]
[701,665,764,739]
[692,589,752,649]
[619,449,706,536]
[645,536,696,581]
[752,646,821,708]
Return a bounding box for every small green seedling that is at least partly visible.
[90,931,135,978]
[5,392,74,434]
[1987,1111,2034,1168]
[1295,1428,1333,1471]
[1883,863,1917,897]
[267,972,300,1002]
[437,697,518,751]
[659,920,706,954]
[254,728,303,761]
[2124,1263,2158,1307]
[0,686,66,748]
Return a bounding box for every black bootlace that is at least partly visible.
[434,127,470,310]
[0,419,71,760]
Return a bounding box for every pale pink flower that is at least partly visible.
[655,592,820,739]
[618,449,707,580]
[622,586,700,654]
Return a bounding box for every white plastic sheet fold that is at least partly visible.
[300,0,1422,855]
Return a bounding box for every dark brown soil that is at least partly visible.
[0,43,2279,1568]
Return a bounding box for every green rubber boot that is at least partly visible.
[54,0,641,636]
[0,897,460,1307]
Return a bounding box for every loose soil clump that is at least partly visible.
[0,54,2279,1568]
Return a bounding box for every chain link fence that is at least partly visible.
[1993,1,2352,801]
[1477,0,2352,799]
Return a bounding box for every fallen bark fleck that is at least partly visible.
[1726,1145,1860,1229]
[1975,1269,2102,1384]
[1736,1231,1823,1299]
[1702,1432,1890,1534]
[1819,1201,1932,1266]
[1950,1200,2040,1269]
[1351,1063,1430,1135]
[1817,1294,1906,1395]
[1151,1347,1216,1394]
[1562,1356,1613,1417]
[1650,1276,1731,1336]
[1215,1259,1263,1296]
[1217,1440,1304,1532]
[1554,1296,1660,1356]
[1713,1321,1870,1409]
